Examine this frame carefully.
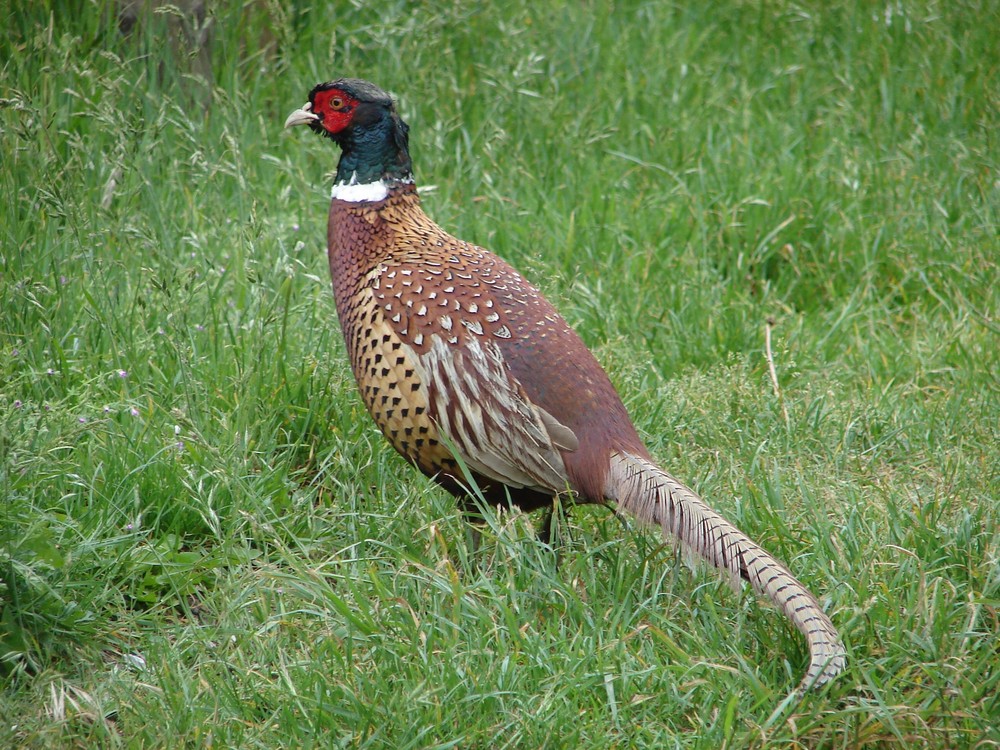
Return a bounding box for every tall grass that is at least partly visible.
[2,1,997,747]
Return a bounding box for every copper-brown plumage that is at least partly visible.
[327,184,644,509]
[286,78,846,698]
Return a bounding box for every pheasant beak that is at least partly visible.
[284,102,319,129]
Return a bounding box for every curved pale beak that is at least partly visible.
[284,102,319,129]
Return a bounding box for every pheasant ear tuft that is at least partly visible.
[392,114,411,172]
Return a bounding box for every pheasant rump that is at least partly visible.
[284,78,846,696]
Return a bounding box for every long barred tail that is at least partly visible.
[605,451,846,695]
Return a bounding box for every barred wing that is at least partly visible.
[419,335,578,493]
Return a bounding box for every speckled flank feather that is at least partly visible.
[605,451,847,693]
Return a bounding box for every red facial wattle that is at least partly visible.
[311,88,356,134]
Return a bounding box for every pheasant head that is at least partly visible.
[285,78,412,196]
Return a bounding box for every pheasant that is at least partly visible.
[284,78,846,696]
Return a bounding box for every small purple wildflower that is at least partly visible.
[13,400,22,408]
[60,276,69,285]
[11,349,18,357]
[78,416,87,423]
[130,407,140,417]
[195,324,205,331]
[292,224,300,232]
[125,523,134,531]
[47,368,55,375]
[104,405,111,414]
[117,369,128,378]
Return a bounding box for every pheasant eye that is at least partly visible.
[331,97,344,109]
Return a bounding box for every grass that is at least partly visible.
[1,0,997,746]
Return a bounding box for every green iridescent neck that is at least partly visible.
[334,109,412,186]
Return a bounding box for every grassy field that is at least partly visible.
[2,1,997,747]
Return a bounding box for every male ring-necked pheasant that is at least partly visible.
[285,78,846,696]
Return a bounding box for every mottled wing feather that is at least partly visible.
[538,408,580,452]
[419,335,575,493]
